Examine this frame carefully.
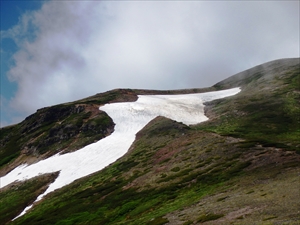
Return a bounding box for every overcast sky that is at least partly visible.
[1,0,299,127]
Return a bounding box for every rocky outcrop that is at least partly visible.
[0,103,115,167]
[21,104,114,156]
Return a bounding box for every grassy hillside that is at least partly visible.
[200,58,300,153]
[0,58,299,225]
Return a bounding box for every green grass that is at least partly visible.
[0,152,19,167]
[0,127,23,168]
[0,173,58,224]
[196,65,300,153]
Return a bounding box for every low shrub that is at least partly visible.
[197,213,224,222]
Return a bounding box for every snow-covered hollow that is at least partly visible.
[0,87,240,217]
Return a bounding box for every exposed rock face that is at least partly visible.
[21,105,85,134]
[22,104,114,156]
[0,104,115,170]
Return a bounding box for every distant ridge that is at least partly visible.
[214,57,299,88]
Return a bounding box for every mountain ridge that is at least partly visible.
[0,57,299,224]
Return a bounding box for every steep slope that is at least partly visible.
[0,58,299,225]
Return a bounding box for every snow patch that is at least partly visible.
[0,87,240,218]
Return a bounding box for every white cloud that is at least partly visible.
[1,0,299,122]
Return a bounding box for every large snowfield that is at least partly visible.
[0,87,240,218]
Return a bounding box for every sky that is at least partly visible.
[0,0,299,127]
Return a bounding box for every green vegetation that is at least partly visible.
[146,216,169,225]
[197,213,224,222]
[0,126,23,167]
[197,63,300,153]
[0,173,58,224]
[0,153,19,167]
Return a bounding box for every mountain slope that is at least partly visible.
[203,57,300,152]
[0,58,299,225]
